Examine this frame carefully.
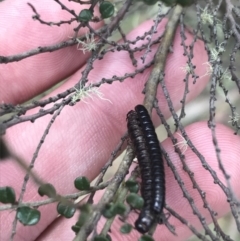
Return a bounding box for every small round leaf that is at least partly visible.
[125,180,137,188]
[139,235,154,241]
[38,183,56,197]
[99,1,114,19]
[57,202,76,218]
[74,176,90,191]
[102,203,115,219]
[126,193,144,210]
[125,180,139,193]
[71,224,80,233]
[112,203,126,215]
[78,9,93,22]
[0,186,16,204]
[17,206,40,226]
[120,223,132,234]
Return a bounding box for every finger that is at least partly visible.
[0,0,102,104]
[152,122,240,240]
[35,122,240,241]
[1,19,209,240]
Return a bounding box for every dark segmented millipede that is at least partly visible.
[126,110,155,233]
[126,105,166,233]
[135,105,165,215]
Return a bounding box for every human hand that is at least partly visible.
[1,0,240,241]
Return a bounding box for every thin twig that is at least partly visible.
[165,205,211,241]
[0,180,111,211]
[225,0,240,43]
[0,38,77,63]
[10,101,67,241]
[143,4,183,113]
[154,100,220,241]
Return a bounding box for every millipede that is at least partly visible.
[126,105,165,234]
[126,110,155,233]
[135,105,165,215]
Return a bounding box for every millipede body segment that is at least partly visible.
[126,105,165,234]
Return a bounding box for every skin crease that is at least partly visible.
[0,1,239,241]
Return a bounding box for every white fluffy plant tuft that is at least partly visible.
[76,33,98,54]
[71,84,112,105]
[173,132,188,154]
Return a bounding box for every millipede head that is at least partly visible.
[135,210,155,234]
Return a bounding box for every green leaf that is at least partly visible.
[139,235,154,241]
[78,9,93,22]
[112,203,126,215]
[142,0,158,5]
[125,180,139,193]
[17,206,40,226]
[71,224,81,233]
[57,202,76,218]
[94,234,111,241]
[38,183,56,197]
[125,180,137,188]
[74,176,90,191]
[0,186,16,204]
[126,193,144,210]
[99,1,115,19]
[120,223,132,234]
[102,203,115,219]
